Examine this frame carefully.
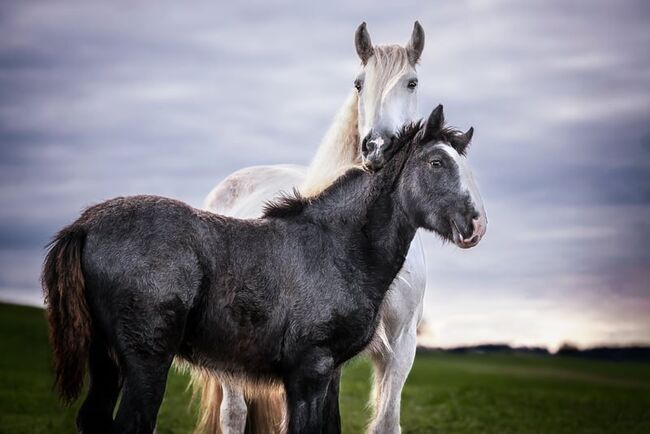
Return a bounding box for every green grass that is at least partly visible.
[1,302,649,433]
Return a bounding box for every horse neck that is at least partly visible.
[300,92,361,197]
[362,156,418,291]
[307,151,417,298]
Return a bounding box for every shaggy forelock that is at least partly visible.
[367,45,412,77]
[410,123,470,156]
[362,45,413,113]
[432,127,470,155]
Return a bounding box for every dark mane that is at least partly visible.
[262,168,367,218]
[262,188,309,218]
[262,117,466,220]
[393,120,424,151]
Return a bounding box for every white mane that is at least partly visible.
[300,91,361,197]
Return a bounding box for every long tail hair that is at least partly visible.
[192,371,223,434]
[41,224,91,404]
[191,371,285,434]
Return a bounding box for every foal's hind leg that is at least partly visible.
[111,352,175,434]
[368,325,417,434]
[77,339,121,434]
[110,298,189,433]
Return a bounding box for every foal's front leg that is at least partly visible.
[284,354,335,434]
[321,368,342,434]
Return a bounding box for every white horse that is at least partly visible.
[193,22,427,434]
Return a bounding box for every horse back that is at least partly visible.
[78,196,224,354]
[203,164,307,217]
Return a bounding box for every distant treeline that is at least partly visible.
[417,344,650,362]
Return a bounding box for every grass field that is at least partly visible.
[1,302,649,433]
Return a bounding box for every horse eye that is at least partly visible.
[354,80,363,92]
[407,79,418,89]
[429,160,442,168]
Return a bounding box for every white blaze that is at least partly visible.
[369,136,385,150]
[436,143,487,229]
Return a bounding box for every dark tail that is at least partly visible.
[41,224,91,404]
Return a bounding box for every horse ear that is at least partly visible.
[465,127,474,143]
[406,21,425,64]
[454,127,474,155]
[355,22,374,65]
[422,104,444,142]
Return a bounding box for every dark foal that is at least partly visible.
[43,105,484,434]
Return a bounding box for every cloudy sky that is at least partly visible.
[1,0,648,350]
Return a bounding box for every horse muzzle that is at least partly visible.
[451,215,487,249]
[361,133,395,171]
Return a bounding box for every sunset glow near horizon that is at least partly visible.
[1,0,649,351]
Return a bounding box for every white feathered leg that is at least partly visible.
[368,325,418,434]
[368,233,426,434]
[220,382,247,434]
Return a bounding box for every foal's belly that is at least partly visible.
[179,337,281,381]
[179,282,380,379]
[179,291,287,380]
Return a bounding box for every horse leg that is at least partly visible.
[284,352,334,434]
[368,325,417,434]
[220,381,247,434]
[111,352,174,434]
[76,338,121,434]
[285,375,330,434]
[111,296,188,434]
[321,368,342,434]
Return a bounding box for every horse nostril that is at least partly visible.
[470,216,486,241]
[365,141,376,154]
[361,136,369,153]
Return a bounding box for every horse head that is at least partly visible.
[398,105,487,248]
[355,21,424,170]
